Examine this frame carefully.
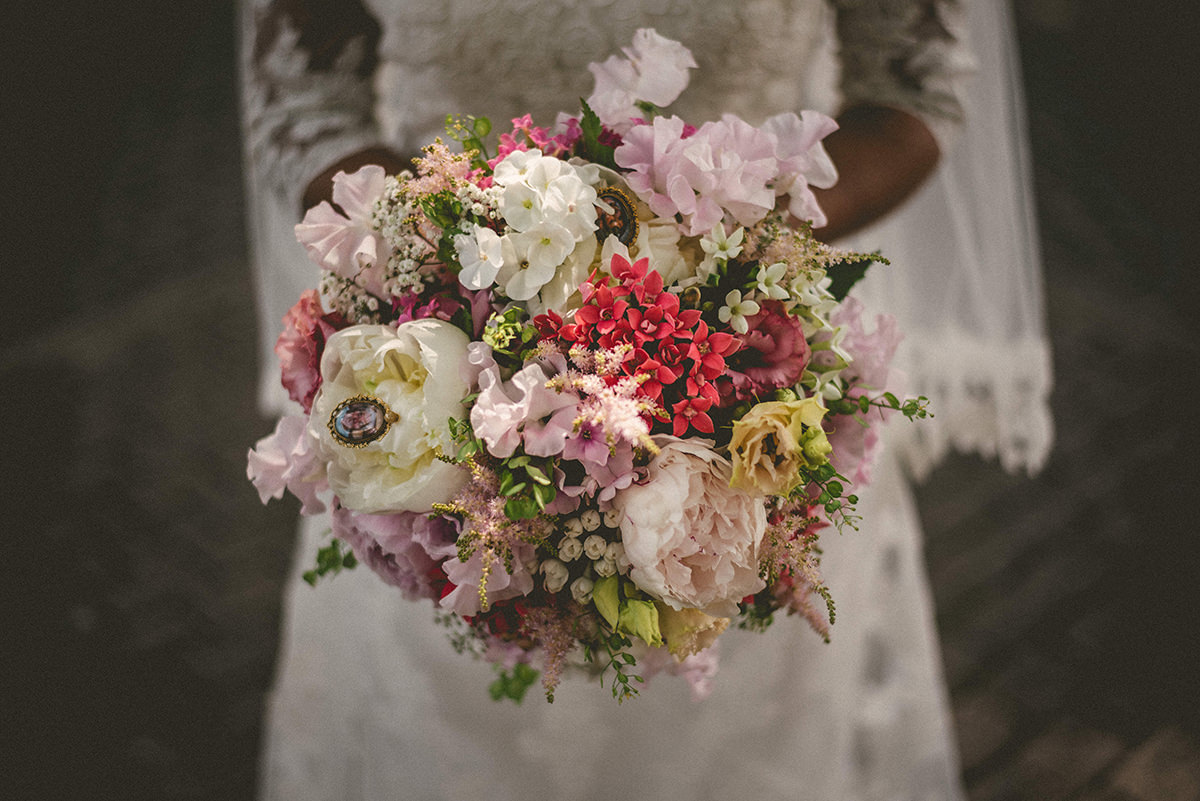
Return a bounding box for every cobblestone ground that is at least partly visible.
[6,2,1197,799]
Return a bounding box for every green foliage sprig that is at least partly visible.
[445,114,493,171]
[827,391,932,423]
[583,631,643,703]
[303,538,357,586]
[489,663,540,703]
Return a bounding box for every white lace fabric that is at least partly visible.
[239,2,1051,799]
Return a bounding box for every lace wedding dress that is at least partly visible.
[240,2,1052,799]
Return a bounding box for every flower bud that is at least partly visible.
[570,576,595,605]
[558,536,584,562]
[604,542,629,571]
[580,509,602,531]
[542,559,569,593]
[593,557,617,577]
[583,534,608,560]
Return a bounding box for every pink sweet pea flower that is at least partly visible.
[294,165,388,296]
[247,415,328,515]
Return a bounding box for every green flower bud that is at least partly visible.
[617,599,663,648]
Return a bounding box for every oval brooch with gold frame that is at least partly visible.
[328,395,398,448]
[595,186,639,247]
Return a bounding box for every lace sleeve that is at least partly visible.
[240,0,384,202]
[830,0,971,145]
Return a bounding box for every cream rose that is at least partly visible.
[728,397,831,496]
[309,321,470,513]
[612,437,767,617]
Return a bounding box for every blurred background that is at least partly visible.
[6,1,1199,798]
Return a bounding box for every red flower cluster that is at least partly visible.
[534,255,739,436]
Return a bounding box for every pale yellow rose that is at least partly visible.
[656,603,730,659]
[728,397,831,496]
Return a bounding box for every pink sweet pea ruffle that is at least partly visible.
[294,165,389,296]
[246,414,328,515]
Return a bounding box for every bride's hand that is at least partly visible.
[809,105,941,242]
[302,145,415,214]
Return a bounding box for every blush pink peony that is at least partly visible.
[612,437,766,617]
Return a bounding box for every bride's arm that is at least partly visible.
[815,0,969,241]
[241,0,405,213]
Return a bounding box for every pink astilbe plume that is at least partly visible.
[435,461,552,616]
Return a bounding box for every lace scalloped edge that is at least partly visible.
[888,331,1054,480]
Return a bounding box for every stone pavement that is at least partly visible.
[6,2,1197,799]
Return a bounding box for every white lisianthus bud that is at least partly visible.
[604,542,629,572]
[583,534,608,560]
[563,517,584,537]
[602,508,623,529]
[571,576,595,605]
[558,537,584,563]
[542,559,570,594]
[593,557,617,578]
[581,509,603,531]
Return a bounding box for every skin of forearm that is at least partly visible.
[301,145,412,214]
[811,104,941,242]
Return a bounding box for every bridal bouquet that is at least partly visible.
[248,30,926,702]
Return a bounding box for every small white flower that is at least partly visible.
[755,262,790,300]
[718,290,760,334]
[542,558,570,593]
[697,224,745,282]
[593,557,617,577]
[602,508,623,529]
[563,517,584,537]
[580,509,603,532]
[571,576,595,605]
[583,534,608,560]
[700,223,745,261]
[453,225,506,290]
[558,536,584,563]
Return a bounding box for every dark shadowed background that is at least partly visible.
[5,1,1199,799]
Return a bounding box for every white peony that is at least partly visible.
[612,437,767,617]
[309,321,470,513]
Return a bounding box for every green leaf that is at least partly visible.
[303,538,357,587]
[577,99,617,169]
[504,496,539,520]
[825,257,876,302]
[532,481,556,509]
[593,575,620,628]
[488,663,539,703]
[524,464,551,485]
